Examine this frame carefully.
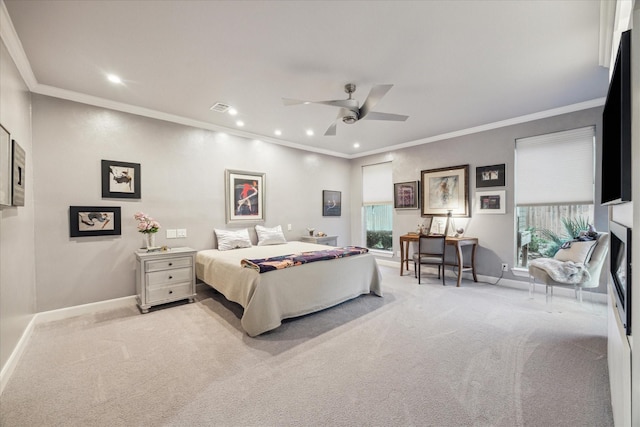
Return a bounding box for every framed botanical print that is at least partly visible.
[69,206,122,237]
[323,190,341,216]
[476,190,506,214]
[101,160,141,199]
[225,169,265,223]
[394,181,419,209]
[476,164,506,188]
[421,164,469,217]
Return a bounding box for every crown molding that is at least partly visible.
[0,0,37,89]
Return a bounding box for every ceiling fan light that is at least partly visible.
[342,115,358,124]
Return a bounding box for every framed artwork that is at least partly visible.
[476,164,506,188]
[102,160,141,199]
[394,181,419,209]
[323,190,341,216]
[69,206,121,237]
[421,164,469,217]
[12,139,25,206]
[225,169,265,223]
[0,124,11,207]
[476,190,506,214]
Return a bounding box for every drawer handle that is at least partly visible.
[168,262,173,266]
[169,290,173,294]
[169,275,173,279]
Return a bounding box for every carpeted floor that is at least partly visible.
[0,264,613,426]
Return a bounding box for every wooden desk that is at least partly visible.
[399,233,479,287]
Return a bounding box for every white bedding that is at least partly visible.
[196,241,382,336]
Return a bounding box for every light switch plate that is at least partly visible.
[166,229,177,239]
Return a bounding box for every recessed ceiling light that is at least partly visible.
[274,129,282,136]
[353,142,360,148]
[306,129,314,136]
[107,74,122,84]
[236,120,245,127]
[228,108,238,116]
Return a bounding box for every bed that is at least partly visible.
[196,241,382,336]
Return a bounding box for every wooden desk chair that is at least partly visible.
[413,234,447,285]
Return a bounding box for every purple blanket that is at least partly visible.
[241,246,369,273]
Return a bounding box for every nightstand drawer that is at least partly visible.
[147,282,193,303]
[145,256,192,272]
[147,267,192,287]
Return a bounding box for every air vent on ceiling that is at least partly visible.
[209,102,230,113]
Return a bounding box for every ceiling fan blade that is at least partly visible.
[324,121,338,136]
[359,84,393,119]
[362,111,409,122]
[282,98,310,106]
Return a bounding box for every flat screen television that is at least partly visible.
[601,29,632,205]
[609,220,632,335]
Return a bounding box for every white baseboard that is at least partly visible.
[0,295,137,396]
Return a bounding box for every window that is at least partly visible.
[515,126,595,267]
[362,162,393,252]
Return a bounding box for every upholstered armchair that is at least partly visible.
[528,232,609,302]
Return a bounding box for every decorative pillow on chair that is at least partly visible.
[255,225,287,246]
[215,228,252,251]
[553,240,598,264]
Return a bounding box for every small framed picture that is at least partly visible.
[394,181,419,209]
[70,206,122,237]
[476,190,506,214]
[323,190,341,216]
[225,169,265,223]
[476,164,506,188]
[12,139,25,206]
[102,160,141,199]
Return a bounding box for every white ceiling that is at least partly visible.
[2,0,609,158]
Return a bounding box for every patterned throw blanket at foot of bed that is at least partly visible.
[241,246,369,273]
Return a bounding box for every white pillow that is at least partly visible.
[215,228,252,251]
[553,240,597,264]
[255,225,287,246]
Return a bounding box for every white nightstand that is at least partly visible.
[135,247,197,313]
[300,235,338,246]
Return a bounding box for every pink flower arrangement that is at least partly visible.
[134,212,160,234]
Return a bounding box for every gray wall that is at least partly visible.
[350,106,606,286]
[0,40,36,370]
[31,94,351,312]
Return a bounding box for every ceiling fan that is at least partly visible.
[282,83,409,136]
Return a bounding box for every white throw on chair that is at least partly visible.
[413,234,447,285]
[528,232,609,302]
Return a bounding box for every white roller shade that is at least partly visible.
[362,162,393,205]
[516,126,595,206]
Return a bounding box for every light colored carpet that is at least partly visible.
[0,265,613,426]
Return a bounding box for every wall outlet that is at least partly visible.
[177,229,187,238]
[501,263,508,271]
[287,224,292,231]
[166,229,177,239]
